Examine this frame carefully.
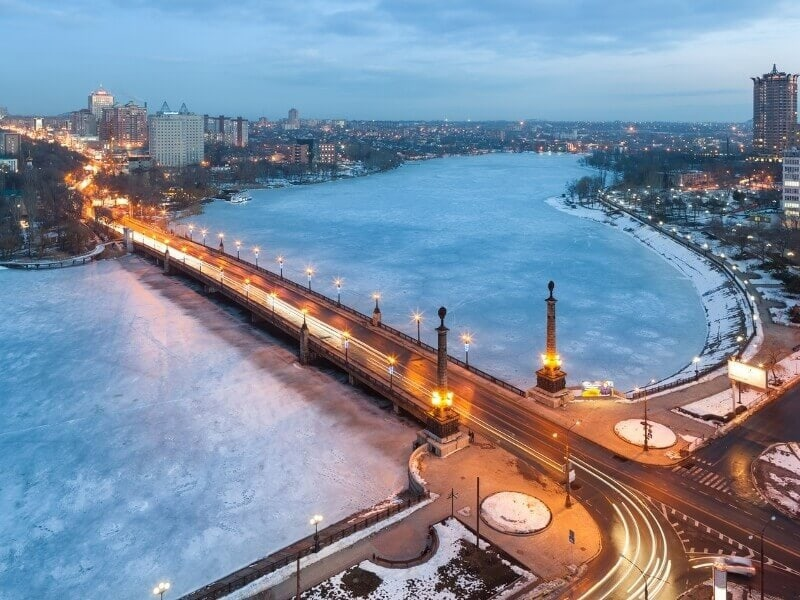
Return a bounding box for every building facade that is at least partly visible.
[100,102,148,148]
[317,142,336,164]
[70,109,98,137]
[148,102,204,168]
[783,147,800,224]
[88,87,115,123]
[203,115,249,147]
[752,65,798,156]
[0,132,21,156]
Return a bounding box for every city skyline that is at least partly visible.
[2,0,800,121]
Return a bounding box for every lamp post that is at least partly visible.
[152,581,170,600]
[218,232,224,252]
[619,554,649,600]
[412,312,423,344]
[460,332,472,367]
[201,229,208,246]
[306,267,314,290]
[343,331,350,365]
[310,514,323,552]
[254,247,259,268]
[552,419,580,508]
[760,515,776,599]
[334,278,342,306]
[736,335,744,359]
[278,255,284,279]
[693,356,700,380]
[188,224,194,241]
[235,240,241,259]
[387,355,396,390]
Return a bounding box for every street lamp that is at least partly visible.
[760,514,776,599]
[387,355,396,390]
[253,247,260,267]
[412,311,423,344]
[460,332,472,367]
[310,514,323,552]
[201,229,208,246]
[278,255,284,279]
[188,224,194,241]
[342,331,350,365]
[306,266,314,290]
[693,356,700,380]
[235,240,241,259]
[152,581,170,600]
[552,419,580,507]
[334,278,342,305]
[218,232,224,251]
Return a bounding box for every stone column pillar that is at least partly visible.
[545,280,557,360]
[436,306,449,392]
[163,248,172,275]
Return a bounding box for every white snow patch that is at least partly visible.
[480,491,551,535]
[614,419,676,449]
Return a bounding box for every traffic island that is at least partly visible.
[613,418,677,449]
[751,442,800,519]
[480,491,552,536]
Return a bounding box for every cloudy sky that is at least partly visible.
[2,0,799,121]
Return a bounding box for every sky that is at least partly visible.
[1,0,799,122]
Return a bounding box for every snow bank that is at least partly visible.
[546,198,754,388]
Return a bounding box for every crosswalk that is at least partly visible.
[671,458,732,494]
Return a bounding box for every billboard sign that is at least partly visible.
[728,360,768,390]
[581,380,615,397]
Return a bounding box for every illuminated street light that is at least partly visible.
[152,581,170,600]
[552,419,580,507]
[201,229,208,246]
[460,332,472,367]
[759,514,777,599]
[278,255,284,279]
[218,232,224,252]
[310,514,323,552]
[693,356,700,380]
[373,292,381,312]
[306,266,314,290]
[188,224,194,241]
[235,240,241,259]
[334,278,342,305]
[412,311,423,344]
[387,355,396,390]
[253,247,260,267]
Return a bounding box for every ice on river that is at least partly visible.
[0,258,411,599]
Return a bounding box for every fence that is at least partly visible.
[179,494,429,600]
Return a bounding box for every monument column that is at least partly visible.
[436,306,448,396]
[528,281,568,406]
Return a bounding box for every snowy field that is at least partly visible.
[0,258,413,599]
[177,153,709,391]
[755,443,800,518]
[304,518,535,599]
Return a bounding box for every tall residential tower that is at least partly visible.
[752,64,798,156]
[148,102,204,168]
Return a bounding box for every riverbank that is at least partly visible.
[545,196,756,388]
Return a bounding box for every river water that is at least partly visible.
[184,153,707,391]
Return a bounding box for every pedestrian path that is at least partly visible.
[671,457,732,494]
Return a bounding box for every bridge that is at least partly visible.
[107,215,799,599]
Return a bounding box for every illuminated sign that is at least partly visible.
[581,380,615,397]
[727,360,768,390]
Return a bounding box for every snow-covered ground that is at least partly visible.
[480,492,551,535]
[177,153,710,391]
[547,198,754,386]
[304,518,535,599]
[613,419,677,449]
[754,443,800,518]
[0,258,413,599]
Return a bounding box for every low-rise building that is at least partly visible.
[0,157,18,173]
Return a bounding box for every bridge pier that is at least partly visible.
[163,249,173,275]
[347,373,355,386]
[203,284,218,294]
[123,227,133,252]
[250,312,263,325]
[299,315,310,365]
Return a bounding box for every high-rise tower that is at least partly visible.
[752,65,798,156]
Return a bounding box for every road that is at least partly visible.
[118,216,799,598]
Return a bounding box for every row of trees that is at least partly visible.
[565,175,605,206]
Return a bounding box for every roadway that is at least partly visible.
[118,216,799,598]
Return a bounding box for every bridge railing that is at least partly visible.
[179,494,429,600]
[172,228,527,398]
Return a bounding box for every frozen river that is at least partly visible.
[0,260,412,599]
[184,153,707,391]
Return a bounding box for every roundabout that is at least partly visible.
[480,491,552,536]
[614,419,677,449]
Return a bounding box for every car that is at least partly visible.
[715,556,756,577]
